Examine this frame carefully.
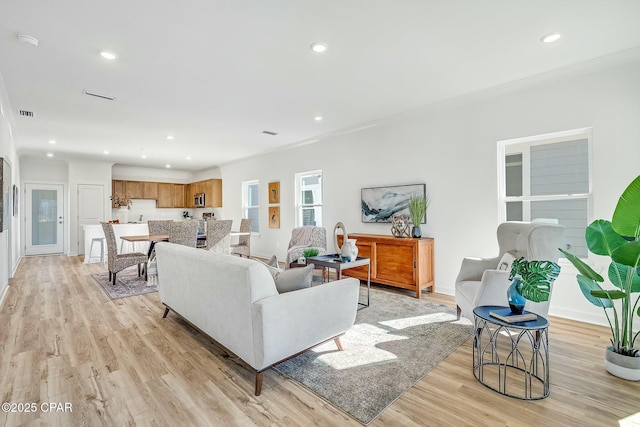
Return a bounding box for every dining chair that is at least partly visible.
[169,221,199,248]
[206,219,233,253]
[148,219,173,237]
[230,218,252,258]
[101,222,148,285]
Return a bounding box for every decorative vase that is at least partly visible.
[298,256,306,265]
[507,277,526,314]
[116,206,129,224]
[341,239,358,262]
[605,347,640,381]
[411,225,422,238]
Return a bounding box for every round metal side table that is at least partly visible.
[473,305,550,400]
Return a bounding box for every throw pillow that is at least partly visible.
[266,254,279,268]
[273,263,315,294]
[497,251,517,271]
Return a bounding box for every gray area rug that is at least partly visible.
[91,266,157,300]
[275,286,473,425]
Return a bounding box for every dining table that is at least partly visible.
[120,231,251,257]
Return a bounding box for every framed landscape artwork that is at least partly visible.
[269,206,280,228]
[361,183,425,223]
[268,181,280,204]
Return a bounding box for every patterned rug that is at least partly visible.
[275,286,473,425]
[91,266,157,300]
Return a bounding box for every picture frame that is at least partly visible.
[268,206,280,228]
[361,183,426,223]
[268,181,280,204]
[0,158,10,231]
[12,184,18,216]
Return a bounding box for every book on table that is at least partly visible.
[489,310,537,323]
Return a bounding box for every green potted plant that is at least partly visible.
[507,257,561,314]
[559,174,640,381]
[302,248,319,258]
[408,194,430,238]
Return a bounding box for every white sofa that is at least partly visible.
[155,242,360,395]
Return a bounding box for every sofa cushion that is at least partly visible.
[273,263,314,293]
[497,251,516,271]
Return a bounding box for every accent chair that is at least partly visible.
[455,221,564,321]
[285,226,327,268]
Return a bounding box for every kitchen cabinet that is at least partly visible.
[112,180,125,208]
[193,181,204,195]
[173,184,186,208]
[143,182,158,199]
[157,183,173,208]
[185,183,193,208]
[126,181,144,199]
[204,179,222,207]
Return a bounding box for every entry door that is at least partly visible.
[26,183,64,255]
[77,184,104,255]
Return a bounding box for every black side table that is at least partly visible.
[473,305,550,400]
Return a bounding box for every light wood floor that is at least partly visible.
[1,255,637,426]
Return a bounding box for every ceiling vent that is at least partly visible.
[83,90,115,101]
[19,109,34,117]
[262,130,278,136]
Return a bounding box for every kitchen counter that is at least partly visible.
[83,223,150,263]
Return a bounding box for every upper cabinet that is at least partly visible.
[111,178,221,209]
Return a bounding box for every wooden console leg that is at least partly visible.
[162,307,170,318]
[334,337,344,351]
[255,371,264,396]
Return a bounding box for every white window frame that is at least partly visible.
[497,127,593,258]
[294,169,323,227]
[242,179,259,234]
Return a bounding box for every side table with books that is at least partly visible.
[472,305,550,400]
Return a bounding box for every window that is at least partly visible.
[242,180,259,233]
[295,170,323,227]
[498,128,592,258]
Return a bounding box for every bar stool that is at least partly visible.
[88,237,106,263]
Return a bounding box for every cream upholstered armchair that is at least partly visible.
[455,221,564,321]
[285,226,327,268]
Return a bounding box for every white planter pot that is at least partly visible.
[605,346,640,381]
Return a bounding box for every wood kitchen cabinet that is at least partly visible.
[112,180,125,208]
[143,182,158,199]
[338,233,434,298]
[173,184,186,208]
[193,181,204,195]
[126,181,144,199]
[157,183,173,208]
[185,183,193,208]
[204,179,222,207]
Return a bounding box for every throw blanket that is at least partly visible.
[285,226,315,266]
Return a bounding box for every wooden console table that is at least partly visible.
[337,233,434,298]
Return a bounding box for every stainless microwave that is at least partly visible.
[194,192,205,207]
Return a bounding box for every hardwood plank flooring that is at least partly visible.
[0,255,637,426]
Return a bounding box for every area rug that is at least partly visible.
[91,266,157,300]
[275,287,473,425]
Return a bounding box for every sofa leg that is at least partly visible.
[456,305,461,320]
[162,307,170,318]
[255,371,264,396]
[334,337,344,351]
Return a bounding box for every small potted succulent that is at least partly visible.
[299,248,319,264]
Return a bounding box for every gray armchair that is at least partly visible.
[285,226,327,268]
[455,221,564,321]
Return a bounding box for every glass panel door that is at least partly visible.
[26,183,64,255]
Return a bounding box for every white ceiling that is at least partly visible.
[2,1,640,171]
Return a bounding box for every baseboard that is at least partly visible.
[0,282,8,311]
[12,255,22,277]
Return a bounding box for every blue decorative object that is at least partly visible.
[507,277,526,314]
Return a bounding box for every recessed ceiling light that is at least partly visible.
[541,32,561,43]
[166,135,174,140]
[103,150,109,155]
[49,139,56,144]
[314,116,323,121]
[99,50,118,60]
[17,34,39,47]
[185,156,191,160]
[310,42,328,53]
[165,164,171,168]
[46,153,53,157]
[141,154,147,159]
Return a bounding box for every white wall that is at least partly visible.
[219,57,640,326]
[0,74,19,306]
